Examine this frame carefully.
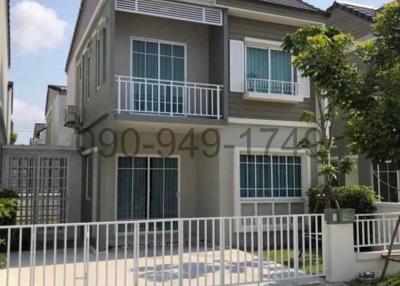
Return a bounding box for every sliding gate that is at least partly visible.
[0,214,325,286]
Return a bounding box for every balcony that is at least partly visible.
[116,76,223,120]
[244,78,302,103]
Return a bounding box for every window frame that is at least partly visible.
[96,37,101,89]
[243,38,302,103]
[234,147,310,217]
[130,36,188,83]
[102,27,107,83]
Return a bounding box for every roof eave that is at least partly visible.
[327,2,375,22]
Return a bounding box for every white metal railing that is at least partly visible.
[247,78,299,96]
[116,76,223,119]
[0,215,324,286]
[355,212,400,254]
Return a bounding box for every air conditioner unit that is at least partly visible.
[64,105,81,128]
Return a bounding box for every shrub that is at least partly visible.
[0,187,18,269]
[0,187,18,225]
[308,185,378,214]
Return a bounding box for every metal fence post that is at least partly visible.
[133,222,139,286]
[293,217,299,278]
[257,216,264,284]
[84,224,90,286]
[220,219,225,286]
[178,220,184,286]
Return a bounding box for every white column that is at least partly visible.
[324,223,357,282]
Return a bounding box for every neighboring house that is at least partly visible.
[0,0,13,145]
[30,123,46,145]
[328,1,400,208]
[44,85,71,146]
[30,85,72,146]
[64,0,327,223]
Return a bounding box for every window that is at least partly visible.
[131,39,186,113]
[373,162,399,203]
[96,38,101,88]
[117,157,179,220]
[132,39,185,81]
[85,55,91,102]
[246,46,295,95]
[102,28,107,83]
[240,154,302,198]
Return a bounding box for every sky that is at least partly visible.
[10,0,391,144]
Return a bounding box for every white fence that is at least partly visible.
[0,214,324,286]
[116,76,223,119]
[355,212,400,254]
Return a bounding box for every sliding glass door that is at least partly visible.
[117,157,179,221]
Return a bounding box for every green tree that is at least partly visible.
[346,0,400,167]
[282,25,359,209]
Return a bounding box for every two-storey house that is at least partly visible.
[328,1,400,211]
[64,0,327,223]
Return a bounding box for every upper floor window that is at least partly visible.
[246,46,295,96]
[132,39,185,81]
[96,38,101,89]
[102,28,107,83]
[229,39,310,102]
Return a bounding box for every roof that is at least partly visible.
[7,0,10,67]
[259,0,324,13]
[65,0,84,72]
[33,123,46,138]
[45,85,67,115]
[328,1,377,21]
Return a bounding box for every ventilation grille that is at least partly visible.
[115,0,223,26]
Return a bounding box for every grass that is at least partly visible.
[264,249,323,275]
[0,253,6,269]
[347,273,400,286]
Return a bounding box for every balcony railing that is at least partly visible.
[247,78,299,96]
[116,76,223,119]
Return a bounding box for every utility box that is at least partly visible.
[324,208,355,224]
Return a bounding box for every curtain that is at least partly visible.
[271,50,292,94]
[246,47,269,79]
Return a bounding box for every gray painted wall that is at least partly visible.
[114,12,210,84]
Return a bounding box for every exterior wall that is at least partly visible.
[66,0,114,133]
[114,13,210,84]
[327,8,372,40]
[46,94,70,146]
[227,16,316,121]
[0,1,10,144]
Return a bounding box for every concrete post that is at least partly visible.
[323,223,357,283]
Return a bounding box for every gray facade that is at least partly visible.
[64,0,327,222]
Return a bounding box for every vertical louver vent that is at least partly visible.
[115,0,223,26]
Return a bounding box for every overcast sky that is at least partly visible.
[10,0,390,144]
